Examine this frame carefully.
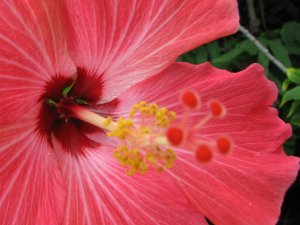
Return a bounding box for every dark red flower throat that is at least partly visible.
[38,68,118,156]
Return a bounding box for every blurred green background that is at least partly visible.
[180,0,300,224]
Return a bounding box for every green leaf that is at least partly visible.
[257,37,270,47]
[281,22,300,54]
[281,86,300,106]
[281,22,300,42]
[182,54,195,64]
[195,47,208,64]
[283,138,296,155]
[282,79,292,92]
[223,38,239,49]
[268,71,282,90]
[291,113,300,126]
[212,48,243,68]
[267,39,292,67]
[257,52,269,73]
[237,40,258,56]
[287,100,300,117]
[285,44,300,56]
[287,68,300,84]
[206,41,221,59]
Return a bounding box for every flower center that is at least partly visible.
[107,101,177,175]
[71,90,233,175]
[37,68,118,156]
[38,73,232,174]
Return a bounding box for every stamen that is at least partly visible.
[53,87,233,174]
[208,100,226,119]
[108,101,177,175]
[194,114,211,130]
[195,144,213,162]
[168,89,233,164]
[166,126,185,146]
[107,117,134,140]
[114,146,149,175]
[69,104,117,131]
[180,90,200,110]
[216,136,232,155]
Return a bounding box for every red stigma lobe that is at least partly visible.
[166,126,185,146]
[196,144,213,162]
[165,89,233,164]
[209,100,225,118]
[180,90,200,110]
[216,136,232,155]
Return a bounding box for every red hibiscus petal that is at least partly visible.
[115,62,299,224]
[0,105,66,225]
[0,0,74,123]
[117,62,291,154]
[173,151,299,225]
[52,142,208,225]
[52,120,100,156]
[64,0,239,103]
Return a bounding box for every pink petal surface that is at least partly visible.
[1,105,207,225]
[116,62,300,224]
[173,149,299,225]
[117,62,291,153]
[64,0,239,103]
[0,106,65,225]
[52,140,208,225]
[0,0,74,122]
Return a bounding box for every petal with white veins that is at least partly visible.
[52,141,208,225]
[0,0,74,122]
[0,105,65,225]
[64,0,239,103]
[115,62,300,225]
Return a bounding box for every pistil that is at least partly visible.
[51,89,233,175]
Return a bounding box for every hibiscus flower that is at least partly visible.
[0,0,298,225]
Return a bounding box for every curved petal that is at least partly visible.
[0,0,74,122]
[116,62,291,154]
[52,142,207,225]
[173,151,299,225]
[64,0,239,102]
[115,62,299,224]
[0,106,66,225]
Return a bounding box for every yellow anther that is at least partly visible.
[109,101,177,175]
[114,145,176,175]
[129,109,135,118]
[149,103,158,113]
[154,107,175,127]
[169,111,176,120]
[139,101,147,107]
[146,152,157,164]
[139,126,150,134]
[107,117,134,140]
[104,116,112,127]
[113,146,147,175]
[146,147,176,171]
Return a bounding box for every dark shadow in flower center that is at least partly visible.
[37,68,119,156]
